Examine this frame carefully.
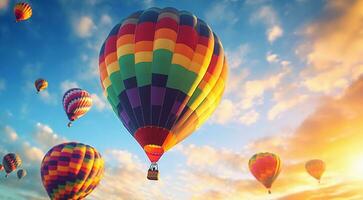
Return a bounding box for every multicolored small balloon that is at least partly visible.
[14,2,32,22]
[3,153,22,177]
[41,142,104,200]
[35,78,48,93]
[249,152,281,194]
[62,88,92,127]
[305,159,325,183]
[17,169,27,180]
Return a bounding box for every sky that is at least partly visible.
[1,0,363,199]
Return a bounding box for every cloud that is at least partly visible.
[266,52,279,63]
[74,16,95,38]
[205,1,239,26]
[238,109,259,125]
[2,125,18,142]
[251,6,283,43]
[0,78,5,92]
[91,93,107,111]
[38,91,57,105]
[226,44,249,69]
[298,0,363,94]
[0,0,8,11]
[268,84,308,120]
[60,80,79,93]
[33,123,67,150]
[100,14,112,26]
[241,66,290,109]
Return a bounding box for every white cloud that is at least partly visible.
[267,25,283,43]
[60,80,79,93]
[91,93,107,111]
[75,16,95,38]
[100,14,112,26]
[266,52,279,63]
[0,0,8,10]
[205,1,239,26]
[241,66,290,109]
[238,109,259,125]
[3,126,18,141]
[211,99,235,124]
[268,94,307,120]
[39,90,57,105]
[226,44,249,69]
[251,6,283,43]
[33,123,67,150]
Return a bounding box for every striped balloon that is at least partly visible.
[62,88,92,127]
[14,2,32,22]
[35,78,48,93]
[3,153,22,177]
[17,169,27,180]
[249,152,281,194]
[305,159,325,183]
[99,7,227,164]
[41,142,104,200]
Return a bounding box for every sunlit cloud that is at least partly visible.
[74,16,96,38]
[60,80,79,93]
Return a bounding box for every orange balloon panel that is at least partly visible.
[305,159,325,181]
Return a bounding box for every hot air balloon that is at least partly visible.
[62,88,93,127]
[17,169,27,180]
[35,78,48,93]
[41,142,104,200]
[99,7,227,180]
[305,159,325,183]
[3,153,22,177]
[249,152,281,194]
[14,2,32,22]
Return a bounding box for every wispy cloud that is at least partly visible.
[0,0,8,11]
[205,0,239,27]
[91,93,107,111]
[74,16,96,38]
[251,6,283,43]
[60,80,79,93]
[297,0,363,94]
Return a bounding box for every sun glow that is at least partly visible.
[348,155,363,179]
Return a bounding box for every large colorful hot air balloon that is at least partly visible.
[41,142,104,200]
[35,78,48,93]
[3,153,22,177]
[249,152,281,194]
[17,169,27,180]
[62,88,93,127]
[99,7,227,180]
[14,2,32,22]
[305,159,325,183]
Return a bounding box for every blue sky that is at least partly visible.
[2,0,363,199]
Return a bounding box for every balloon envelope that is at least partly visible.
[249,152,281,193]
[3,153,22,176]
[99,7,227,163]
[41,142,104,200]
[14,2,32,22]
[62,88,92,126]
[305,159,325,182]
[17,169,27,180]
[35,78,48,93]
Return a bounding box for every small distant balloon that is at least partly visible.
[305,159,325,183]
[41,142,104,200]
[3,153,22,177]
[14,2,32,22]
[62,88,92,127]
[249,152,281,194]
[17,169,27,180]
[35,78,48,93]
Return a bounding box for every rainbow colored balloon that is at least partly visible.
[40,142,104,200]
[2,153,22,177]
[35,78,48,93]
[249,152,281,194]
[62,88,93,127]
[14,2,32,22]
[99,7,227,175]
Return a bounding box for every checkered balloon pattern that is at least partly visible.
[41,142,104,200]
[2,153,22,175]
[99,7,227,163]
[62,88,93,122]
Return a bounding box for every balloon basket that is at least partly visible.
[147,163,159,181]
